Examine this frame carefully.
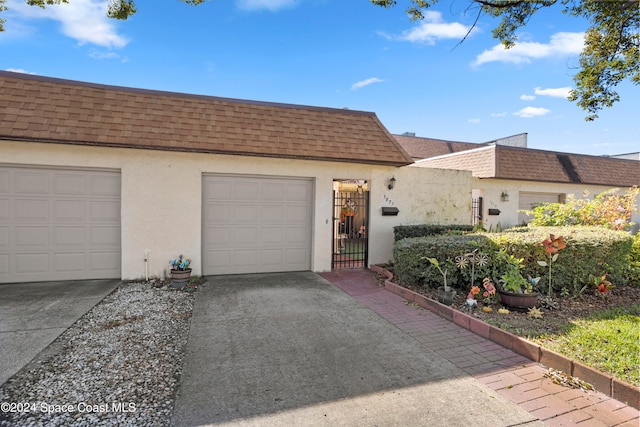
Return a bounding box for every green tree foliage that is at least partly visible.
[370,1,640,120]
[527,186,640,231]
[0,0,206,31]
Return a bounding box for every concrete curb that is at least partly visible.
[369,264,640,410]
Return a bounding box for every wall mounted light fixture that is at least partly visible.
[500,191,509,202]
[388,176,396,190]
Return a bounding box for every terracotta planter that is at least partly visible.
[498,289,539,310]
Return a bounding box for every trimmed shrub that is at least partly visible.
[393,226,634,295]
[393,224,474,241]
[628,233,640,286]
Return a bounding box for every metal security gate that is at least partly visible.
[332,186,369,269]
[472,196,483,226]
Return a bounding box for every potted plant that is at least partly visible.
[169,255,192,288]
[495,250,539,310]
[426,257,456,306]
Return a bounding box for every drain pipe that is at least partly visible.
[144,249,150,281]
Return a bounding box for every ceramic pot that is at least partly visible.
[498,289,539,310]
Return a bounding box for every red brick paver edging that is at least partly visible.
[321,268,640,427]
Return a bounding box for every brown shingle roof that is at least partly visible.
[394,134,486,160]
[0,71,413,166]
[417,145,640,187]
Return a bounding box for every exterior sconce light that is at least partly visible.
[356,184,364,195]
[388,176,396,190]
[501,191,509,202]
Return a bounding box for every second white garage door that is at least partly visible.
[202,175,313,275]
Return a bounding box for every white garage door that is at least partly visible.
[0,166,121,283]
[518,192,562,225]
[202,175,313,275]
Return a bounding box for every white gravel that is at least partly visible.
[0,281,195,427]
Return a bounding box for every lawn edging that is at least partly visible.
[369,264,640,410]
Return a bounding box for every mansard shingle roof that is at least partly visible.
[0,71,413,166]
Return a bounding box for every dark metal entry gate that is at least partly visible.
[332,189,369,269]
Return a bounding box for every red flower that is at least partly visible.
[542,234,566,254]
[597,284,609,293]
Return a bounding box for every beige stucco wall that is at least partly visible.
[473,178,640,232]
[1,140,473,280]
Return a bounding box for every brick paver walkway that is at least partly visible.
[320,269,640,427]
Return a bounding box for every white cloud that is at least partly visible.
[467,118,480,124]
[237,0,298,11]
[395,11,473,45]
[89,49,127,61]
[8,0,128,48]
[513,107,551,118]
[474,32,584,65]
[520,94,535,101]
[5,68,37,74]
[351,77,384,91]
[534,86,573,98]
[491,112,508,117]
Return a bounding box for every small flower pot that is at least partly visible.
[437,286,456,306]
[170,269,192,288]
[498,289,539,311]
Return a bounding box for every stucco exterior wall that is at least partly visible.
[474,178,640,232]
[1,140,473,280]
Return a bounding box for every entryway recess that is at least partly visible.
[332,180,369,270]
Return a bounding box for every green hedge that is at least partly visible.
[393,224,474,241]
[393,226,634,294]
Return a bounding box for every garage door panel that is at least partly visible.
[54,174,86,195]
[0,171,9,193]
[89,201,120,222]
[234,205,260,223]
[16,253,49,273]
[15,171,49,194]
[261,249,283,266]
[261,227,283,244]
[204,181,232,199]
[234,227,259,246]
[204,204,229,222]
[203,175,312,275]
[262,183,285,201]
[235,182,260,200]
[0,199,8,219]
[54,253,86,272]
[261,205,284,223]
[0,166,121,283]
[15,200,49,221]
[0,255,8,274]
[15,227,48,247]
[0,227,8,248]
[204,227,231,248]
[90,252,119,271]
[90,226,120,246]
[234,250,258,267]
[285,205,310,223]
[90,175,120,197]
[55,227,85,246]
[54,200,85,221]
[286,183,311,201]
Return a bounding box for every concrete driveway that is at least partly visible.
[172,272,541,426]
[0,279,121,385]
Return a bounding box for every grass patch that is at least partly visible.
[532,305,640,387]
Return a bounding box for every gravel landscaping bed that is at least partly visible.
[0,281,195,427]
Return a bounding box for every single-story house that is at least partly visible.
[0,71,473,284]
[406,140,640,232]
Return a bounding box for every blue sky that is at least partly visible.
[1,0,638,156]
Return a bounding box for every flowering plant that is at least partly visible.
[593,274,614,295]
[170,255,191,271]
[538,234,566,296]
